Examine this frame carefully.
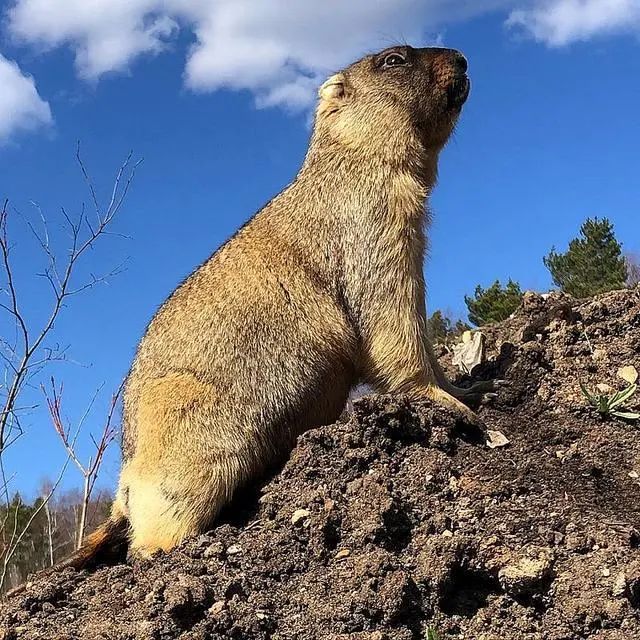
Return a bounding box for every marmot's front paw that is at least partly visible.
[424,385,485,428]
[456,378,507,406]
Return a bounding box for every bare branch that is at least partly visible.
[0,147,137,589]
[45,378,122,548]
[75,141,102,221]
[626,253,640,288]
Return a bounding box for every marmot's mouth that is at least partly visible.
[447,75,470,110]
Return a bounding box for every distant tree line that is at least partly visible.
[1,488,111,592]
[429,216,637,337]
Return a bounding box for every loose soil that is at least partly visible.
[2,288,640,640]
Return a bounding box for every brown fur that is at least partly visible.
[67,45,492,567]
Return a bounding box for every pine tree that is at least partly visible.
[543,217,628,298]
[427,310,451,343]
[464,279,523,327]
[427,310,470,344]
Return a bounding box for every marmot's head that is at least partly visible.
[314,46,470,163]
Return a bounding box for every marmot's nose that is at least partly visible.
[452,52,468,74]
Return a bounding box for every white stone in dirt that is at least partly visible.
[291,508,311,525]
[613,572,628,597]
[618,365,639,384]
[486,430,510,449]
[498,547,554,597]
[592,348,607,362]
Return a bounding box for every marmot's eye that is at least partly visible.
[383,52,407,68]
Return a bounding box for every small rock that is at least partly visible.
[487,430,510,449]
[556,442,578,461]
[291,508,311,525]
[602,567,611,577]
[498,547,554,598]
[613,572,627,597]
[164,586,191,615]
[204,541,225,558]
[618,365,639,384]
[209,600,226,616]
[335,549,351,560]
[226,544,242,556]
[324,499,335,511]
[195,534,213,547]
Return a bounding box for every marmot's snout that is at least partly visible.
[431,48,470,110]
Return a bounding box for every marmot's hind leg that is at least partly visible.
[121,450,243,557]
[426,341,501,405]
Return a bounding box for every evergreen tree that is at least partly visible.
[427,310,470,344]
[464,279,523,327]
[543,217,628,298]
[427,310,451,343]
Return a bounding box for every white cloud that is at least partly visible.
[6,0,502,109]
[0,54,52,143]
[8,0,179,79]
[507,0,640,46]
[5,0,640,111]
[182,0,438,107]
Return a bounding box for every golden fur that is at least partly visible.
[66,45,493,566]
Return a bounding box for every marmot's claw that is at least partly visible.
[454,378,508,407]
[480,392,499,405]
[475,379,507,392]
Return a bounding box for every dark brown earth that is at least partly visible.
[2,288,640,640]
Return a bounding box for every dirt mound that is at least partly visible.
[2,288,640,640]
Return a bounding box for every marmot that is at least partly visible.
[68,45,494,567]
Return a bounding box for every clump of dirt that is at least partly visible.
[2,288,640,640]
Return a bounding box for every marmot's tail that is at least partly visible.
[59,509,129,571]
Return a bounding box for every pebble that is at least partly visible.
[204,541,225,558]
[498,547,554,598]
[613,572,627,597]
[209,600,226,616]
[291,509,311,525]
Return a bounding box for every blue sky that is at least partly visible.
[0,0,639,498]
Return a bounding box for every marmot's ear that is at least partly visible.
[318,73,350,108]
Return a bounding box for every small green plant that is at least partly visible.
[580,381,640,420]
[426,628,441,640]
